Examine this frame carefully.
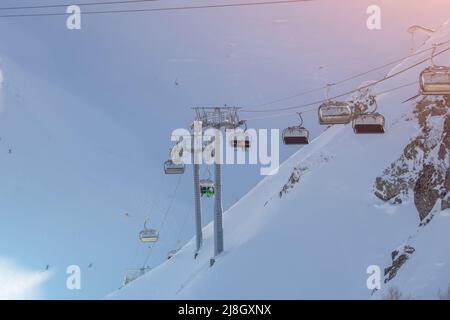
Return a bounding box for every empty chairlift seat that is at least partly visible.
[122,267,151,287]
[420,66,450,95]
[139,228,159,243]
[282,127,310,145]
[139,222,159,243]
[353,113,385,134]
[164,160,185,175]
[283,113,310,145]
[318,101,352,125]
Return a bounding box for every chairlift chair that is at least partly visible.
[200,179,215,198]
[231,132,251,150]
[318,101,353,125]
[282,113,310,145]
[123,270,140,287]
[352,95,385,134]
[123,267,151,286]
[353,113,385,134]
[420,66,450,95]
[139,221,159,243]
[164,160,185,175]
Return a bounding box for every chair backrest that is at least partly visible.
[420,66,450,95]
[353,113,385,134]
[282,127,309,145]
[318,103,352,125]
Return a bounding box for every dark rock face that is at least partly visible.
[279,167,306,198]
[374,96,450,221]
[414,164,442,221]
[278,153,334,199]
[384,245,416,283]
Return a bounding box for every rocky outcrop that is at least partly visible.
[384,245,416,283]
[279,152,334,199]
[414,164,441,220]
[374,96,450,221]
[279,167,307,198]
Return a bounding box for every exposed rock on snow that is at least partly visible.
[374,96,450,221]
[279,166,306,198]
[384,245,416,283]
[279,152,334,198]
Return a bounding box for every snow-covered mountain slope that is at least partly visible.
[110,21,450,300]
